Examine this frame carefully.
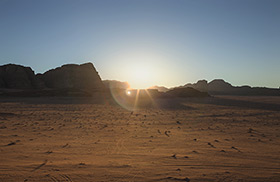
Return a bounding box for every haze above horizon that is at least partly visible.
[0,0,279,89]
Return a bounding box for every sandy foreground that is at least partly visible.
[0,96,280,182]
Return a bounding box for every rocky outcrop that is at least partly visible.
[208,79,233,92]
[0,62,105,97]
[38,63,104,90]
[185,80,208,92]
[184,79,280,96]
[0,64,45,89]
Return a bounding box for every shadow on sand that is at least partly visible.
[0,95,279,111]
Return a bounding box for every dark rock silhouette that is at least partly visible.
[103,80,130,89]
[0,64,45,89]
[1,63,279,97]
[185,79,208,92]
[208,79,233,92]
[39,63,103,90]
[148,85,169,92]
[0,63,105,97]
[166,87,209,97]
[185,79,280,96]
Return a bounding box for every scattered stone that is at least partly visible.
[171,154,177,159]
[7,142,16,146]
[248,128,253,133]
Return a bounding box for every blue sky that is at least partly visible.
[0,0,279,88]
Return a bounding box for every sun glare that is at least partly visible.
[115,51,168,89]
[133,67,150,81]
[126,62,156,89]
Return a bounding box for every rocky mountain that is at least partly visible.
[0,63,105,96]
[185,79,280,96]
[38,63,104,90]
[185,80,208,92]
[0,64,45,89]
[1,63,279,97]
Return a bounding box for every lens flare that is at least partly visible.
[110,87,156,111]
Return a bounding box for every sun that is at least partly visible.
[116,51,166,89]
[126,62,155,89]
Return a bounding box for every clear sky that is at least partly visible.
[0,0,279,89]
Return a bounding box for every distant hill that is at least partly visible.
[184,79,280,96]
[103,80,130,89]
[148,85,169,92]
[166,87,209,98]
[146,86,209,97]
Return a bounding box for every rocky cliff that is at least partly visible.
[38,63,104,90]
[0,63,104,97]
[0,64,45,89]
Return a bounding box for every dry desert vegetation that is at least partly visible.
[0,96,280,182]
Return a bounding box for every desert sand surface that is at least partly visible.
[0,96,280,182]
